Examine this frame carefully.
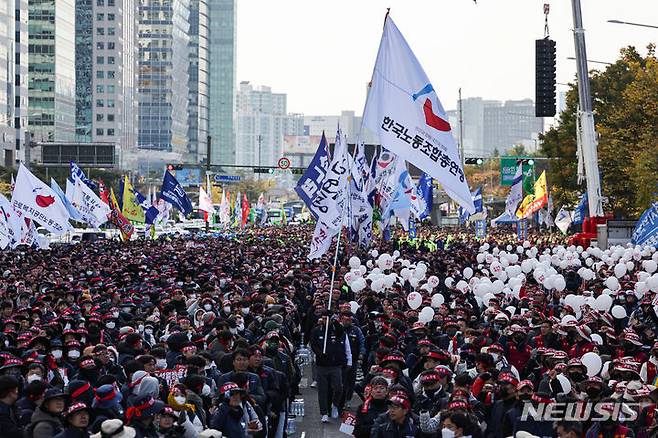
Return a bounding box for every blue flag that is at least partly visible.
[408,218,417,239]
[573,192,589,224]
[51,178,82,221]
[133,188,160,224]
[459,187,482,224]
[160,171,193,216]
[416,173,433,219]
[70,161,98,190]
[631,202,658,247]
[294,132,330,220]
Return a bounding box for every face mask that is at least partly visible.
[202,384,211,396]
[237,324,245,331]
[174,395,186,405]
[122,307,131,313]
[491,353,499,362]
[68,350,81,359]
[383,377,392,386]
[52,350,63,360]
[138,325,144,333]
[441,428,455,438]
[156,359,167,369]
[106,322,116,329]
[145,328,153,335]
[204,304,212,311]
[241,308,250,315]
[229,328,237,335]
[223,307,231,314]
[27,375,42,383]
[177,282,183,287]
[112,311,119,318]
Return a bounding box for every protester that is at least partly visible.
[0,222,655,438]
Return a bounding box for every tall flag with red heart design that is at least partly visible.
[11,164,72,235]
[362,14,474,214]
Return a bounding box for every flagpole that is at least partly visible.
[322,224,343,354]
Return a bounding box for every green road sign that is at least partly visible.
[500,157,535,188]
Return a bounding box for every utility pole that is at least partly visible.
[571,0,604,217]
[206,135,212,171]
[458,88,464,167]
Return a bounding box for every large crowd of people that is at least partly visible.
[0,224,656,438]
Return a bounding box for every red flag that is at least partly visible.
[98,179,110,205]
[108,188,134,240]
[241,193,250,227]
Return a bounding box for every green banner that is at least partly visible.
[500,158,535,190]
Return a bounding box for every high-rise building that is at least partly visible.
[137,0,191,158]
[0,0,28,166]
[450,97,543,157]
[75,0,138,167]
[208,0,236,166]
[28,0,77,144]
[235,82,303,167]
[187,0,209,164]
[303,110,377,144]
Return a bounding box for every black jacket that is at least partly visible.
[53,426,91,438]
[354,398,388,438]
[309,321,347,367]
[371,412,421,438]
[0,401,23,438]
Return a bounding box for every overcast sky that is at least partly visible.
[236,0,658,116]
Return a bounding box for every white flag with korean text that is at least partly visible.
[0,194,22,248]
[555,207,573,235]
[72,176,111,228]
[363,16,474,213]
[11,164,72,234]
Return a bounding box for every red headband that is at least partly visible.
[71,382,91,399]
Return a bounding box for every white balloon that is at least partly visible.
[456,280,469,292]
[344,272,354,284]
[418,306,435,323]
[349,301,359,313]
[463,267,473,279]
[594,294,613,312]
[444,277,454,288]
[351,278,366,293]
[591,334,603,345]
[413,269,425,280]
[554,276,566,291]
[371,250,379,258]
[371,279,385,292]
[581,352,602,377]
[476,253,486,264]
[400,268,411,280]
[407,292,422,310]
[644,260,658,274]
[614,263,627,279]
[427,276,440,288]
[366,260,373,269]
[352,269,363,279]
[392,250,400,259]
[626,261,635,272]
[611,305,627,319]
[409,277,420,288]
[483,293,496,307]
[349,256,361,269]
[416,262,428,275]
[605,276,620,291]
[648,274,658,292]
[431,293,445,307]
[359,265,367,274]
[521,260,533,273]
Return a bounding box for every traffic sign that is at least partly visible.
[213,175,241,183]
[277,157,291,170]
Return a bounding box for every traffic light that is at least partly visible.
[465,158,484,165]
[535,38,556,117]
[167,164,183,171]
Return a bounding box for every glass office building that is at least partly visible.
[28,0,76,143]
[187,0,209,164]
[138,0,191,156]
[208,0,236,165]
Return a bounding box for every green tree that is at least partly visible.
[505,144,529,157]
[539,46,658,217]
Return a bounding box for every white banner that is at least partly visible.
[0,194,22,248]
[555,207,573,235]
[72,177,111,228]
[505,164,523,217]
[311,129,350,231]
[11,164,72,234]
[363,17,474,213]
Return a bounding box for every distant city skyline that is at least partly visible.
[236,0,658,116]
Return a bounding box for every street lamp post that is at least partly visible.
[608,19,658,30]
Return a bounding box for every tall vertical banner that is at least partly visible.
[631,202,658,247]
[475,220,487,239]
[295,132,330,220]
[122,176,145,223]
[517,219,528,241]
[71,177,111,228]
[363,16,474,213]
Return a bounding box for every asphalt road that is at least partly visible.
[294,372,346,438]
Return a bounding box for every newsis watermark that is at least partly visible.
[520,402,645,422]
